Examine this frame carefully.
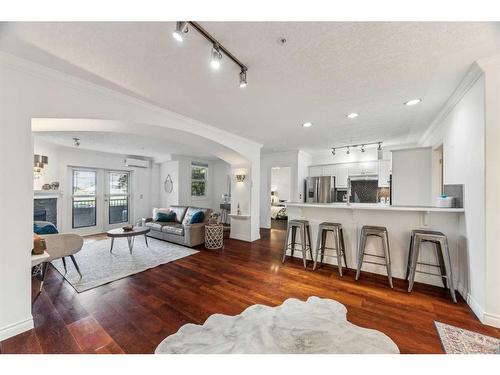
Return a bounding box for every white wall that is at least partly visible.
[391,147,433,206]
[158,156,231,212]
[33,138,156,233]
[421,71,486,323]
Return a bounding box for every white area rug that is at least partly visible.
[435,321,500,354]
[52,236,198,293]
[155,296,400,354]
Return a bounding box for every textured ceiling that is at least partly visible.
[34,131,217,161]
[2,22,500,153]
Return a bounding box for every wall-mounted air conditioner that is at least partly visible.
[124,158,149,168]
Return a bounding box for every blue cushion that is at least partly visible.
[189,210,205,224]
[34,223,59,235]
[156,211,176,222]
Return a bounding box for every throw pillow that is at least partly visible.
[33,223,59,235]
[189,210,205,224]
[156,211,176,222]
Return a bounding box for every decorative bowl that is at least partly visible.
[122,225,134,232]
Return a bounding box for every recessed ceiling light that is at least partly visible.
[302,122,313,128]
[346,113,359,119]
[404,98,422,106]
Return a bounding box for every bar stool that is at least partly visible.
[282,219,313,269]
[406,229,457,303]
[355,225,393,288]
[313,222,347,276]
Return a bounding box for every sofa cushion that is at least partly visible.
[161,223,184,236]
[145,221,167,231]
[156,211,176,222]
[182,207,210,226]
[169,206,188,223]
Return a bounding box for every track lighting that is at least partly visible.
[210,44,223,70]
[173,21,248,87]
[73,137,80,147]
[239,69,247,88]
[172,22,188,42]
[330,141,383,159]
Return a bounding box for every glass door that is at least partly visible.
[104,171,130,230]
[72,169,98,230]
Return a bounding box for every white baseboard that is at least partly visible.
[483,312,500,328]
[465,292,484,322]
[0,316,34,341]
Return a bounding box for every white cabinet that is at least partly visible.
[348,161,377,176]
[309,166,323,177]
[378,160,391,187]
[335,165,349,188]
[322,164,336,176]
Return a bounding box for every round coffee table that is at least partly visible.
[106,227,150,254]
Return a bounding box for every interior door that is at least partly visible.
[104,171,131,231]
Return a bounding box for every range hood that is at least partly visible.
[349,174,378,181]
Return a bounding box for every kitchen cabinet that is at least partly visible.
[309,166,323,177]
[349,161,378,176]
[335,165,349,188]
[378,160,391,187]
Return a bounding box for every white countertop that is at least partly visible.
[285,202,464,213]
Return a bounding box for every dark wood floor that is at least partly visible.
[2,228,499,354]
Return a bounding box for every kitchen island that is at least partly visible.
[285,202,467,290]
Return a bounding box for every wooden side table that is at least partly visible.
[205,224,224,250]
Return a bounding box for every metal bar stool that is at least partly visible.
[355,225,393,288]
[282,219,313,269]
[313,222,348,276]
[406,229,457,303]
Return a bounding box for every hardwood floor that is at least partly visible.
[2,228,499,354]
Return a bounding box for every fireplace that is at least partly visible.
[33,198,57,227]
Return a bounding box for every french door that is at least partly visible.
[71,168,131,234]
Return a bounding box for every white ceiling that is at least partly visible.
[2,22,500,153]
[34,131,217,161]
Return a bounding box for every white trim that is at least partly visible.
[230,233,253,242]
[419,63,484,145]
[483,312,500,328]
[465,292,484,322]
[0,317,34,341]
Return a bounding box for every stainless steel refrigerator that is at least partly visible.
[305,176,336,203]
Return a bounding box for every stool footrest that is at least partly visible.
[362,253,386,259]
[361,260,389,266]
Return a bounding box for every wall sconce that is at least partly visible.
[235,174,246,182]
[34,154,48,179]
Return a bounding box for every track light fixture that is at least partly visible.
[173,21,249,88]
[331,141,383,159]
[172,21,189,42]
[73,137,80,147]
[210,44,222,70]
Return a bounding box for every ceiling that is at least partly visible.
[2,22,500,153]
[34,131,217,161]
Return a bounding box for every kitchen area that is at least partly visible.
[286,145,467,293]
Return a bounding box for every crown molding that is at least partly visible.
[0,52,263,150]
[419,62,484,146]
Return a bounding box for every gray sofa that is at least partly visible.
[145,206,212,247]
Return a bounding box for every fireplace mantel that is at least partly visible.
[34,190,62,200]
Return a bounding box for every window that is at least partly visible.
[191,163,208,197]
[108,171,129,224]
[72,169,97,228]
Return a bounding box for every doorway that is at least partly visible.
[71,168,131,234]
[270,166,291,230]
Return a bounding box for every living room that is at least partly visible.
[1,1,500,373]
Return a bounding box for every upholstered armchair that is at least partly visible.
[34,221,84,277]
